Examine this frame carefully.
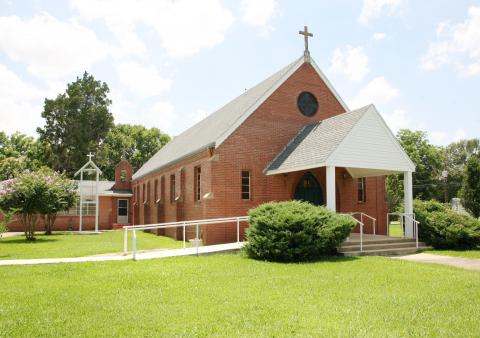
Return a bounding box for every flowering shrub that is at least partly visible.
[0,170,77,240]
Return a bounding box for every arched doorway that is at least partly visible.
[294,172,324,206]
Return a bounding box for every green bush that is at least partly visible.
[244,201,356,262]
[415,199,480,249]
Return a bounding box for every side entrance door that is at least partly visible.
[117,199,129,224]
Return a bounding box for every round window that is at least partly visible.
[297,92,318,117]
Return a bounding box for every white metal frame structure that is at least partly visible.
[123,216,248,260]
[74,153,102,233]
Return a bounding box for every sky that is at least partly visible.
[0,0,479,146]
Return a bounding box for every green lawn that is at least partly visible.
[0,231,186,260]
[1,254,479,337]
[424,248,480,259]
[388,221,403,237]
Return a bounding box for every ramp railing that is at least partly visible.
[123,216,249,260]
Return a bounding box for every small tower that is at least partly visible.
[113,159,133,191]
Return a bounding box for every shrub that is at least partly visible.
[244,201,356,262]
[415,199,480,249]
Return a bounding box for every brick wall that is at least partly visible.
[4,196,117,232]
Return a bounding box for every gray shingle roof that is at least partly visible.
[132,56,305,180]
[265,105,372,174]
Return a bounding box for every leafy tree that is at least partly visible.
[386,129,443,210]
[97,124,170,180]
[0,132,51,180]
[37,72,114,177]
[460,155,480,218]
[0,171,77,240]
[444,139,480,200]
[40,170,77,235]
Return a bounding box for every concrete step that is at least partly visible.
[341,246,431,257]
[339,241,427,252]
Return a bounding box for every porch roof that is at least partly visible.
[265,104,415,178]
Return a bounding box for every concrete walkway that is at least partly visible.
[1,232,23,238]
[0,242,244,266]
[393,253,480,271]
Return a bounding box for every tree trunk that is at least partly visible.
[44,213,57,235]
[23,213,37,241]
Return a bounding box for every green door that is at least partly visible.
[294,172,324,206]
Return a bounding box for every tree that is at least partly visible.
[0,171,77,240]
[460,155,480,218]
[385,129,443,210]
[96,124,170,180]
[0,132,51,180]
[444,139,480,200]
[37,72,114,177]
[41,170,77,235]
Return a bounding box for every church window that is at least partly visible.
[154,179,159,203]
[170,174,176,203]
[241,171,251,200]
[357,177,366,203]
[194,166,201,201]
[297,92,318,117]
[142,184,146,204]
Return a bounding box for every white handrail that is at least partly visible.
[350,212,377,236]
[387,212,420,247]
[343,213,365,252]
[123,216,249,260]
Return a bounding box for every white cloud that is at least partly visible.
[348,76,399,108]
[329,45,369,82]
[0,14,109,82]
[116,61,171,98]
[145,102,177,132]
[381,109,410,133]
[429,128,468,146]
[71,0,234,58]
[421,6,480,76]
[240,0,279,36]
[430,131,448,145]
[454,128,467,141]
[373,32,386,40]
[0,64,45,136]
[358,0,406,25]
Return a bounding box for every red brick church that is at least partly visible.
[2,28,415,241]
[131,28,416,245]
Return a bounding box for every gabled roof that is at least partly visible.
[133,54,349,180]
[265,104,416,176]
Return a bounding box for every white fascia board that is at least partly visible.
[265,162,327,176]
[214,57,305,148]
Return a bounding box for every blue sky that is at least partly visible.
[0,0,479,146]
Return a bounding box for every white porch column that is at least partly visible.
[326,165,336,212]
[404,171,414,237]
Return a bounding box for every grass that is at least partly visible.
[1,254,479,337]
[424,248,480,259]
[388,221,403,237]
[0,231,186,260]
